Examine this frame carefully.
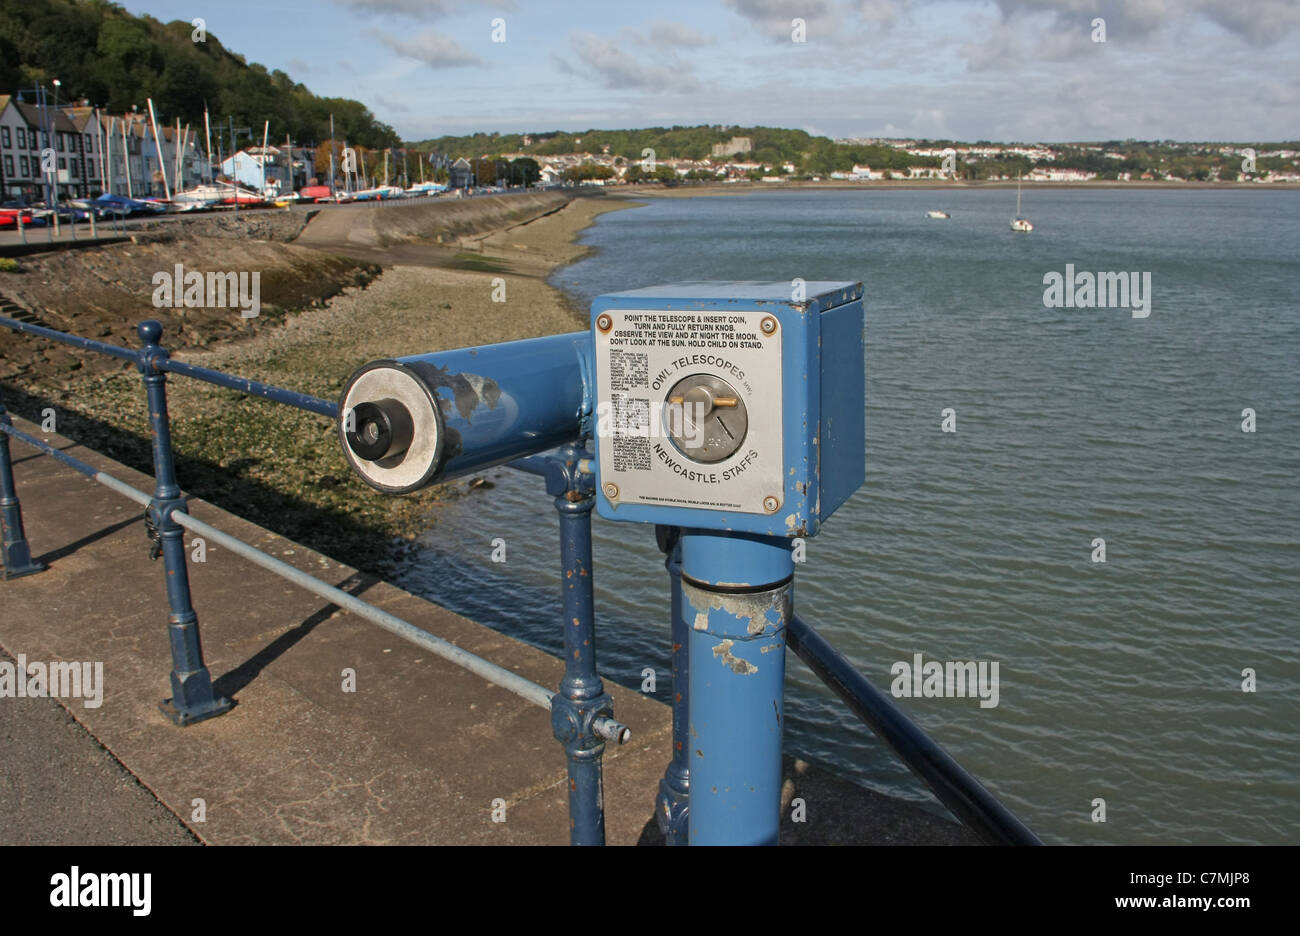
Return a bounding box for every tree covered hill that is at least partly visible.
[411,124,1300,181]
[0,0,397,148]
[408,125,940,175]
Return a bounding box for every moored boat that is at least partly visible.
[1011,173,1033,232]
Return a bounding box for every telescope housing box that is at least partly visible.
[591,282,864,538]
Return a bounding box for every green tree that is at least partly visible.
[507,157,540,186]
[0,0,398,148]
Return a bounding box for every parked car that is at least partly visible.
[0,207,36,229]
[44,203,94,223]
[299,185,354,203]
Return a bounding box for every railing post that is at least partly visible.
[682,531,793,845]
[0,385,46,580]
[137,320,232,726]
[654,525,689,844]
[545,444,622,845]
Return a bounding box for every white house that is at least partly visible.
[0,94,106,201]
[220,147,288,193]
[1027,167,1097,182]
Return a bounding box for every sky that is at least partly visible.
[119,0,1300,143]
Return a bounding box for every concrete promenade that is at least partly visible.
[0,414,975,845]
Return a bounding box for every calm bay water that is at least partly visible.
[397,188,1299,844]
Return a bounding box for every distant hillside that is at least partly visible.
[411,124,1300,182]
[407,125,940,175]
[0,0,397,148]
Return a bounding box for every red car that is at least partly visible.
[0,208,36,229]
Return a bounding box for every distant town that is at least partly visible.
[490,136,1300,187]
[411,127,1300,189]
[3,90,1298,207]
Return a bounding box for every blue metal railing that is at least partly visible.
[0,312,1041,846]
[0,313,627,844]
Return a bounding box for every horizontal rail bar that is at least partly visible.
[0,315,140,363]
[786,613,1042,846]
[0,421,151,507]
[1,311,561,478]
[156,359,338,418]
[170,510,554,708]
[1,316,336,416]
[0,419,554,710]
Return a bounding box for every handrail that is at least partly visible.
[0,314,141,362]
[0,418,151,507]
[0,314,629,844]
[0,314,337,417]
[0,419,557,709]
[156,358,337,418]
[787,613,1042,845]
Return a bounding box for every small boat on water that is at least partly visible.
[927,210,950,219]
[1011,173,1033,232]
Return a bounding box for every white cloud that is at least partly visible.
[556,31,701,92]
[988,0,1300,45]
[854,0,904,28]
[335,0,512,18]
[644,19,715,47]
[723,0,843,40]
[369,29,485,68]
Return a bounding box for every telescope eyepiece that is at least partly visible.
[346,399,414,463]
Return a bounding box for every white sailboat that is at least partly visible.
[1011,173,1033,232]
[168,183,227,211]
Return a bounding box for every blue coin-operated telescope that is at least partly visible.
[590,282,864,845]
[337,282,865,846]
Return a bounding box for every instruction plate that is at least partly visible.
[594,307,784,515]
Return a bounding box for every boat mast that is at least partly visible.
[204,107,213,183]
[146,98,171,200]
[261,119,271,194]
[93,106,106,193]
[102,113,112,196]
[120,117,132,199]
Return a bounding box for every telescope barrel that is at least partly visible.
[338,332,592,494]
